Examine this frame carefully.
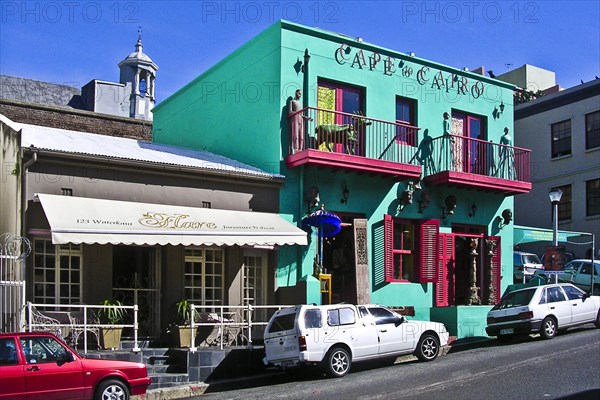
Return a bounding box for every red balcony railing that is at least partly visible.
[288,107,420,165]
[426,134,531,182]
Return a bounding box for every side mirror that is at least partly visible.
[395,316,404,326]
[57,351,75,364]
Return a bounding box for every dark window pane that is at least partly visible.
[551,120,571,158]
[586,111,600,149]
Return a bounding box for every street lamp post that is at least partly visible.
[548,188,563,246]
[548,189,563,284]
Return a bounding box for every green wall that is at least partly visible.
[153,20,518,321]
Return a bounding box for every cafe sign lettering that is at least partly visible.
[139,212,218,230]
[334,44,485,99]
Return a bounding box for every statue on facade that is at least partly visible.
[468,237,481,305]
[486,238,498,305]
[288,89,312,153]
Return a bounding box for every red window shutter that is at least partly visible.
[436,233,454,306]
[488,236,501,304]
[417,219,440,283]
[384,214,394,282]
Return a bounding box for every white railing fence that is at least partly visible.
[189,304,292,351]
[0,234,29,333]
[25,302,139,353]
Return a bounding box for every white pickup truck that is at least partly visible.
[263,304,449,377]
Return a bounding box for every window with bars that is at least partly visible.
[184,247,224,309]
[33,239,82,306]
[586,178,600,217]
[551,185,572,222]
[551,120,571,158]
[586,111,600,150]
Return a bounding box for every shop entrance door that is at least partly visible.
[112,246,160,338]
[323,214,366,304]
[242,249,268,324]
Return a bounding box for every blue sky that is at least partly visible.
[1,1,598,103]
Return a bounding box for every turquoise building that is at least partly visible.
[153,21,532,338]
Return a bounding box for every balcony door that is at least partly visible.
[451,112,486,174]
[317,81,364,154]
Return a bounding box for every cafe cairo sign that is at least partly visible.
[334,44,486,99]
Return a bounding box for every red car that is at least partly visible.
[0,331,151,400]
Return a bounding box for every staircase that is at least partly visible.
[84,341,266,389]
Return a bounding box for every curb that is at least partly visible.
[133,338,491,400]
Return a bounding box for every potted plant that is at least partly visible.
[169,299,200,347]
[99,299,126,350]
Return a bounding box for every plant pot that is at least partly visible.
[100,327,123,350]
[171,325,194,347]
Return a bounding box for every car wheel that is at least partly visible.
[95,379,129,400]
[540,317,557,339]
[415,333,440,362]
[324,347,351,378]
[595,311,600,329]
[592,284,600,296]
[496,335,513,344]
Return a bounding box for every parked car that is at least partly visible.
[560,260,600,295]
[263,304,449,378]
[0,331,151,400]
[486,283,600,343]
[513,251,544,283]
[534,260,600,295]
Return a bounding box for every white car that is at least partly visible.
[513,251,544,283]
[263,304,449,378]
[534,259,600,295]
[486,283,600,342]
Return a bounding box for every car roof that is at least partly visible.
[569,259,600,264]
[507,283,579,295]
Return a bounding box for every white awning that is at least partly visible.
[37,194,307,247]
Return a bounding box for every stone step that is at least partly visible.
[149,373,190,390]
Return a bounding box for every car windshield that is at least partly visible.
[493,288,536,310]
[523,254,541,264]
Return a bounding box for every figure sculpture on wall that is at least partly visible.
[288,89,312,153]
[497,127,515,179]
[486,238,498,305]
[468,237,481,305]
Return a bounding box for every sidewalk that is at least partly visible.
[133,337,493,400]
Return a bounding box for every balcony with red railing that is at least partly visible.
[285,107,422,179]
[285,109,531,194]
[422,134,532,194]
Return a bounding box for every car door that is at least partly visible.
[561,285,597,324]
[572,262,594,291]
[367,306,413,355]
[0,337,26,400]
[20,336,85,400]
[561,262,581,283]
[353,307,380,359]
[542,287,572,327]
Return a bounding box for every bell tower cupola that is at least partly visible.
[118,27,158,120]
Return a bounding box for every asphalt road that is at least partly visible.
[196,326,600,400]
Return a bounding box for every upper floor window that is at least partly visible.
[585,110,600,150]
[586,178,600,217]
[551,120,571,158]
[395,97,417,146]
[551,184,572,222]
